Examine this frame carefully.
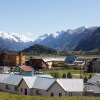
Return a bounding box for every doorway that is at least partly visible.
[25,88,27,95]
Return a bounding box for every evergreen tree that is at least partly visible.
[50,71,61,78]
[62,73,66,78]
[67,72,72,78]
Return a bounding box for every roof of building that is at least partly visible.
[57,79,83,92]
[88,75,100,84]
[33,77,55,90]
[23,75,53,89]
[19,65,33,72]
[64,56,77,64]
[0,74,84,92]
[43,58,65,62]
[0,74,22,85]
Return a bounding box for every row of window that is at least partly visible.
[5,85,23,92]
[51,92,72,97]
[51,93,62,97]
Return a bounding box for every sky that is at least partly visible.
[0,0,100,40]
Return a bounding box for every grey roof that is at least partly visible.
[88,75,100,84]
[0,74,84,92]
[32,77,55,90]
[0,74,22,85]
[23,76,37,88]
[57,79,83,92]
[22,75,55,89]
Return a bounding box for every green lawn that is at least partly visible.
[0,92,100,100]
[43,69,81,75]
[42,69,95,79]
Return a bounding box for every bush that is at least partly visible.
[50,71,61,78]
[88,74,92,79]
[84,76,88,83]
[67,72,72,78]
[62,73,66,78]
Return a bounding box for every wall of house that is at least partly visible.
[31,88,47,96]
[18,79,30,95]
[65,91,83,96]
[47,61,52,69]
[93,61,100,72]
[0,83,19,94]
[52,61,64,67]
[47,82,66,97]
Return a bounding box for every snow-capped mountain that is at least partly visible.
[0,26,98,51]
[33,31,64,45]
[0,32,33,43]
[67,26,86,35]
[0,32,33,51]
[32,26,98,51]
[11,33,33,43]
[33,33,49,44]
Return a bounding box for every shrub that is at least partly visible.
[67,72,72,78]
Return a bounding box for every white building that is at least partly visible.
[0,74,83,97]
[84,75,100,96]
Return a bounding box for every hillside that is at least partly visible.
[75,27,100,51]
[22,44,57,54]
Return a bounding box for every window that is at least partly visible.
[51,93,54,97]
[36,90,41,95]
[59,93,62,97]
[15,86,18,91]
[5,85,10,90]
[21,88,23,92]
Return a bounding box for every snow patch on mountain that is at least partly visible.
[11,32,33,42]
[67,26,86,34]
[0,31,19,42]
[37,33,49,41]
[52,31,64,38]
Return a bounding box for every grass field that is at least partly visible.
[42,69,95,78]
[0,92,100,100]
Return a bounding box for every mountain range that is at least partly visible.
[33,26,97,51]
[0,26,99,51]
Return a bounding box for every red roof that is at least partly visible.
[20,65,33,72]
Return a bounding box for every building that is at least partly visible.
[0,66,10,73]
[87,58,100,73]
[15,65,34,76]
[26,59,48,70]
[74,58,86,66]
[43,58,64,68]
[84,75,100,96]
[0,74,84,97]
[0,51,26,66]
[64,56,77,64]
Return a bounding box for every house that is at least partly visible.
[43,58,64,68]
[14,65,34,76]
[0,66,10,73]
[0,74,84,97]
[87,58,100,73]
[26,59,48,70]
[84,75,100,96]
[74,58,86,66]
[74,58,86,69]
[0,51,26,66]
[64,56,77,64]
